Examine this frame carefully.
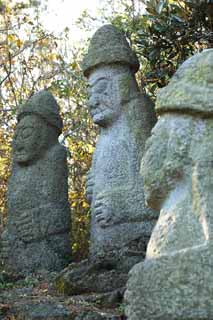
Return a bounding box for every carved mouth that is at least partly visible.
[15,151,26,156]
[96,213,105,223]
[14,152,28,161]
[90,108,100,116]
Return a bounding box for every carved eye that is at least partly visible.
[94,79,109,94]
[87,86,92,98]
[21,127,34,139]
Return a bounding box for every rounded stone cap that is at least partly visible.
[156,49,213,116]
[17,90,63,133]
[82,24,140,77]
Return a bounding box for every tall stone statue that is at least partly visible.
[1,90,71,274]
[82,24,158,268]
[54,25,158,297]
[125,49,213,319]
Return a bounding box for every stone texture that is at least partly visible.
[74,312,122,320]
[83,24,158,264]
[156,48,213,115]
[75,311,121,320]
[0,272,125,320]
[1,90,71,274]
[125,49,213,319]
[55,259,127,296]
[81,24,139,76]
[13,302,72,320]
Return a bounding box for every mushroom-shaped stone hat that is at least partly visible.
[17,90,63,133]
[82,24,140,77]
[156,49,213,116]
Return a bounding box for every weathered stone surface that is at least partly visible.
[156,48,213,116]
[125,49,213,319]
[1,90,71,274]
[74,289,125,308]
[83,24,158,264]
[0,271,125,320]
[13,302,72,320]
[74,311,122,320]
[55,259,127,296]
[81,24,139,77]
[126,245,213,320]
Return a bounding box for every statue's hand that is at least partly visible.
[86,169,94,204]
[1,230,10,259]
[16,212,36,243]
[94,192,113,228]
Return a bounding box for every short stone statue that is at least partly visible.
[82,24,158,268]
[125,49,213,319]
[1,90,71,274]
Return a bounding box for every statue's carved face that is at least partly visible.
[87,67,122,126]
[141,114,192,210]
[13,115,47,164]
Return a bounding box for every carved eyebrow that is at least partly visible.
[89,77,108,87]
[22,126,34,130]
[16,125,34,132]
[17,124,34,129]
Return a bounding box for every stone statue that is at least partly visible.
[125,49,213,319]
[82,24,158,268]
[54,25,158,297]
[1,90,71,274]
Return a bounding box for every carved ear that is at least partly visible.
[115,72,139,104]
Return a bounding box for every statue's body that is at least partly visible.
[125,49,213,320]
[1,91,71,274]
[82,25,158,266]
[86,65,157,264]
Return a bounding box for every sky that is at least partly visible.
[40,0,101,42]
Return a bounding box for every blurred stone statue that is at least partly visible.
[1,90,71,274]
[125,49,213,320]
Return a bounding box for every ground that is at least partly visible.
[0,269,126,320]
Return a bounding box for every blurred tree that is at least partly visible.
[96,0,211,97]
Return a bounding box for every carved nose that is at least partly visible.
[16,146,24,152]
[14,141,24,151]
[88,96,99,109]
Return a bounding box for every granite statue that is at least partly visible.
[82,24,158,268]
[125,49,213,319]
[1,90,71,274]
[54,25,158,296]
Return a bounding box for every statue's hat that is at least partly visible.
[17,90,63,133]
[156,49,213,116]
[82,24,139,77]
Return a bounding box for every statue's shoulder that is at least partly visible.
[46,143,67,162]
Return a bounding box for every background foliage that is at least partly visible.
[0,0,211,260]
[92,0,211,97]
